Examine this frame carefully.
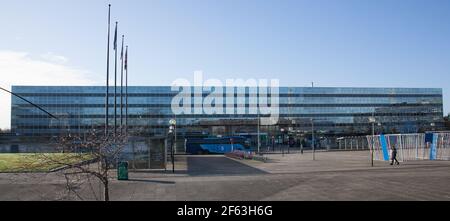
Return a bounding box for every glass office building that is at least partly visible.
[11,86,444,140]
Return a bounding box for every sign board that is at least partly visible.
[148,138,166,169]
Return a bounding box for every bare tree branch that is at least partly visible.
[27,127,130,201]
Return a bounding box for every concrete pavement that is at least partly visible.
[1,151,450,201]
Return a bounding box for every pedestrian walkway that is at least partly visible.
[1,151,450,200]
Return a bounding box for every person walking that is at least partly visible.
[390,145,400,165]
[271,136,275,152]
[301,138,306,154]
[300,143,304,155]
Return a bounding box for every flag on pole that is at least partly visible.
[121,36,124,60]
[113,23,118,50]
[125,46,128,71]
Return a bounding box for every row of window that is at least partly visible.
[13,103,443,108]
[14,112,441,119]
[14,93,442,98]
[14,122,442,130]
[13,96,442,107]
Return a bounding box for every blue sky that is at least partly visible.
[1,0,449,129]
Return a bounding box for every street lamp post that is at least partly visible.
[257,110,261,154]
[287,126,293,154]
[299,130,304,155]
[311,82,315,161]
[311,118,315,161]
[174,115,177,154]
[280,128,285,156]
[169,119,177,173]
[369,114,376,167]
[371,121,374,167]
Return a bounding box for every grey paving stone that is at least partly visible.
[0,152,449,201]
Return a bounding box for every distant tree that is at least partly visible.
[445,113,450,130]
[365,126,372,136]
[0,128,11,133]
[390,127,399,134]
[347,126,356,136]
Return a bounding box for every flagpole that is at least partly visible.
[114,21,118,137]
[105,4,111,138]
[120,35,124,132]
[125,46,129,134]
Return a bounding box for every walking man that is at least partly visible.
[271,136,275,152]
[390,145,400,165]
[300,138,304,154]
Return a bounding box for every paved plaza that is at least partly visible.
[1,151,450,201]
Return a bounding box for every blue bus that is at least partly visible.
[185,136,251,154]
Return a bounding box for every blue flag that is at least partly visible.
[113,23,118,50]
[124,47,128,70]
[121,36,124,60]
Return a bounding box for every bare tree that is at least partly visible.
[26,128,129,201]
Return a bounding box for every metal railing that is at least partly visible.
[365,133,450,162]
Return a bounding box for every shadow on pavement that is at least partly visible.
[186,156,268,176]
[127,179,176,184]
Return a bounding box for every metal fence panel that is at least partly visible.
[365,133,449,162]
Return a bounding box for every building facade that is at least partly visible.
[11,86,444,141]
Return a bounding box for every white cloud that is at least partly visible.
[0,50,101,130]
[40,52,68,64]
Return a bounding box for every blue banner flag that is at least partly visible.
[430,133,438,160]
[380,135,390,161]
